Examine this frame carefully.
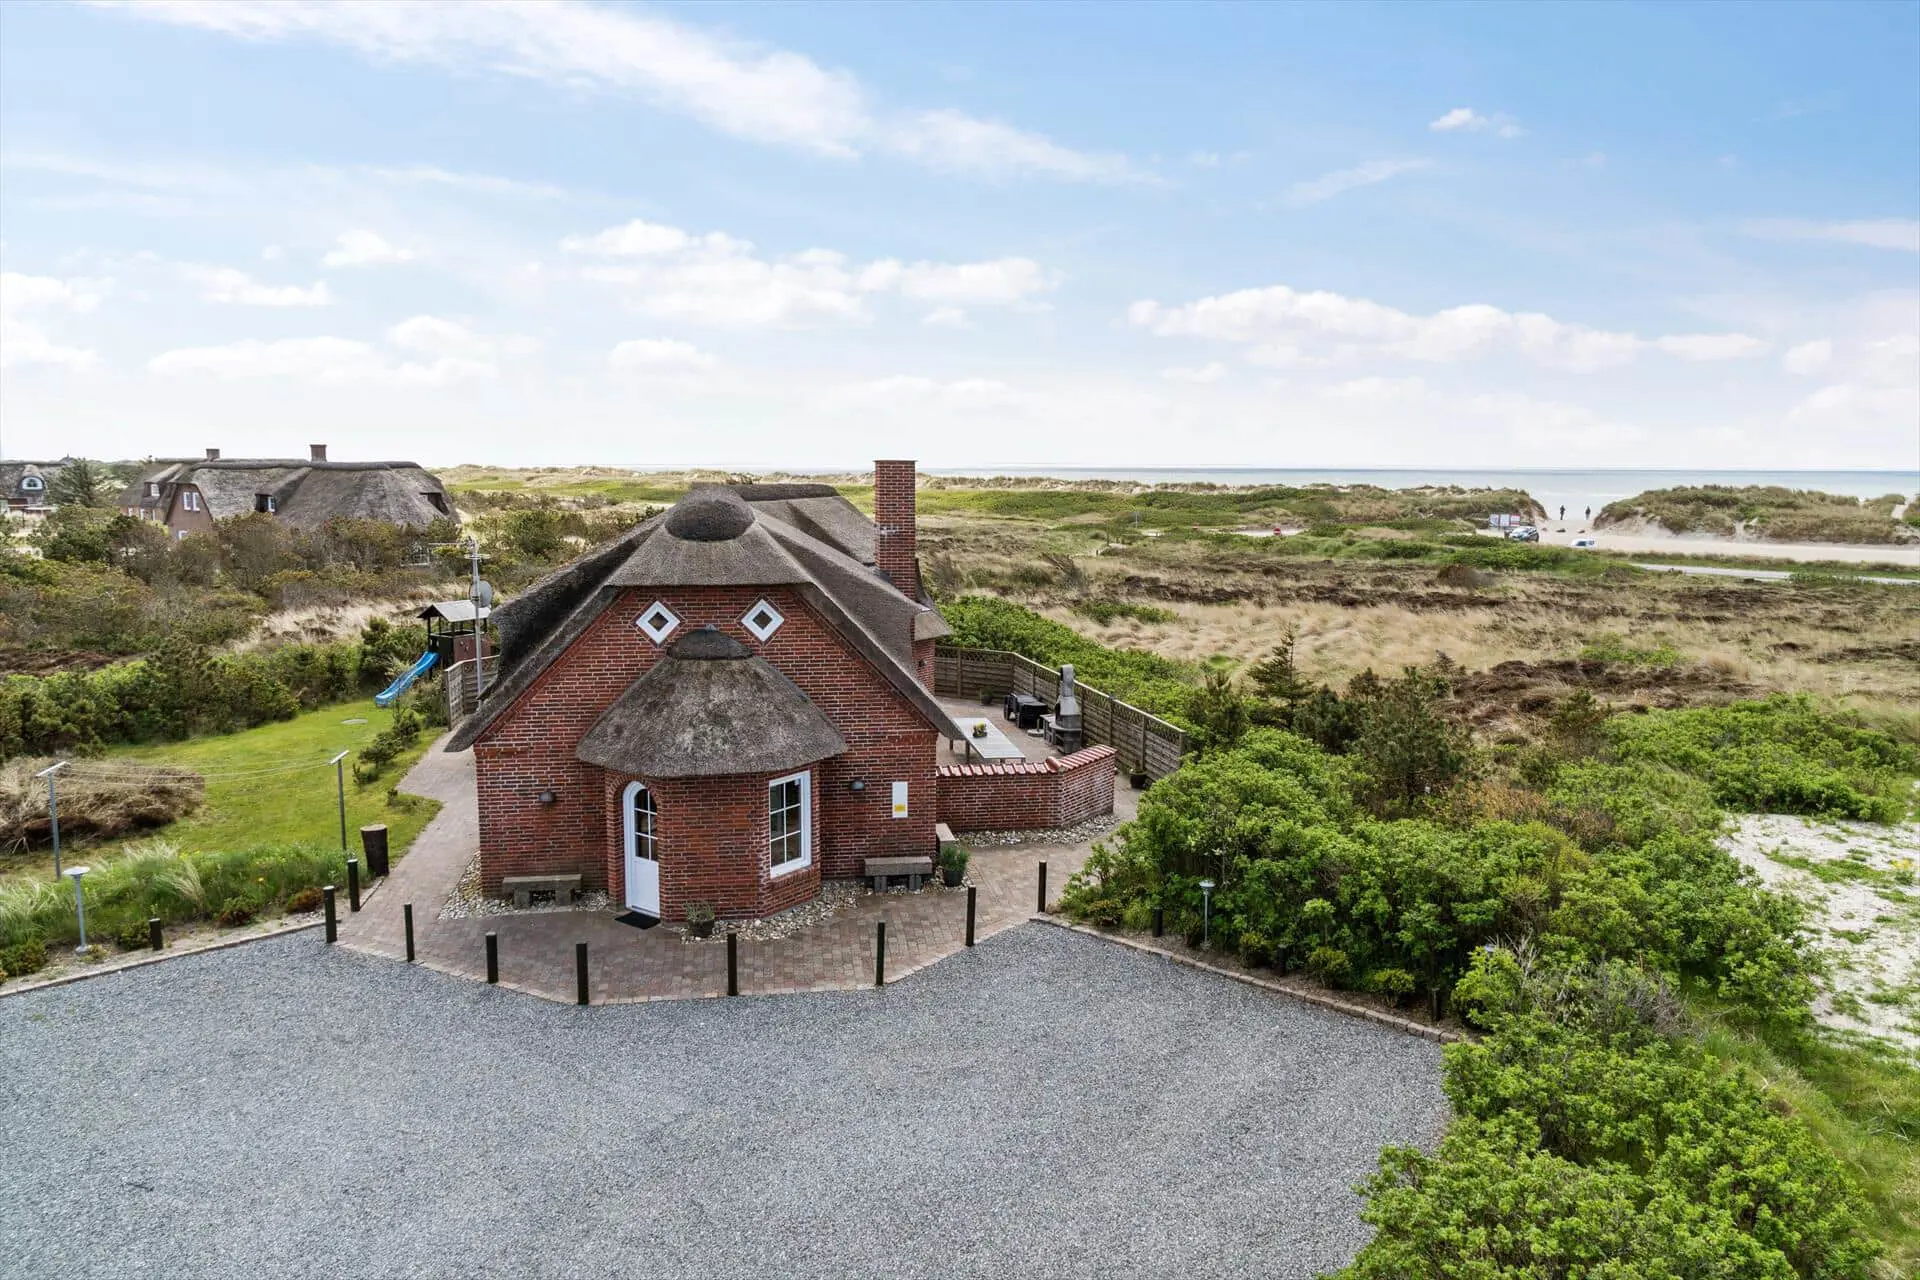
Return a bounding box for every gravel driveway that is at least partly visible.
[0,926,1446,1279]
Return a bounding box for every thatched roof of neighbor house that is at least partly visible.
[575,626,848,779]
[115,455,452,529]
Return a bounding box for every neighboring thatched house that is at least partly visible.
[444,460,1117,923]
[117,445,453,540]
[1,460,67,512]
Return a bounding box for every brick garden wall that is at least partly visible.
[936,745,1117,833]
[473,583,938,901]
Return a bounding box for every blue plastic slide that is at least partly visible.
[375,650,439,707]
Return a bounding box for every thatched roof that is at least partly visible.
[575,627,847,779]
[447,481,956,753]
[1,460,66,504]
[114,457,452,528]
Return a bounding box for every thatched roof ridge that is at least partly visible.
[575,628,847,779]
[111,457,452,528]
[445,486,962,754]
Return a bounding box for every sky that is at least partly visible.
[1,0,1917,472]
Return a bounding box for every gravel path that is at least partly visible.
[0,926,1446,1280]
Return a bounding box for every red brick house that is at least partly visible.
[449,461,1099,923]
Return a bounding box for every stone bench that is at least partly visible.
[502,873,582,909]
[864,855,935,892]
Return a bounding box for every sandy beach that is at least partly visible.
[1532,525,1920,567]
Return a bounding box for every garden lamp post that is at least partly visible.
[1199,878,1215,948]
[330,751,349,851]
[67,865,91,954]
[35,761,69,876]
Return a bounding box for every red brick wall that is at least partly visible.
[873,459,919,600]
[936,745,1117,833]
[912,637,937,692]
[601,769,821,921]
[473,583,939,902]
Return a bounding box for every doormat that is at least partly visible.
[615,911,661,931]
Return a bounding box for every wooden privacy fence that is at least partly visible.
[934,646,1187,780]
[444,655,499,725]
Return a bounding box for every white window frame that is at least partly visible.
[147,482,160,498]
[767,770,811,876]
[741,598,784,642]
[636,600,680,645]
[20,476,42,492]
[182,490,201,512]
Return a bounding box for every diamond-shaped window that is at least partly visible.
[636,601,680,645]
[742,599,784,642]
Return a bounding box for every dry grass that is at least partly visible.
[1,758,205,855]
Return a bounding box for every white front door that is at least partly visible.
[623,781,661,916]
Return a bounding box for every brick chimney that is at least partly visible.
[309,443,328,462]
[204,448,221,461]
[873,459,920,599]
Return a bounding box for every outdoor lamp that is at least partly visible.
[537,789,558,806]
[67,865,91,954]
[849,779,867,793]
[1198,878,1216,948]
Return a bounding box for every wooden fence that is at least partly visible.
[933,646,1187,780]
[444,654,499,726]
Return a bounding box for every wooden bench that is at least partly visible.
[864,855,934,892]
[502,873,582,909]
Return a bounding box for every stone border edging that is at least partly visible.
[1034,916,1466,1044]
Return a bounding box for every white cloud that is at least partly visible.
[96,1,1140,183]
[880,109,1150,184]
[1284,158,1432,207]
[1782,339,1833,375]
[608,338,718,371]
[1744,218,1920,253]
[147,325,520,386]
[322,229,417,267]
[0,271,103,370]
[1160,362,1227,383]
[1130,284,1766,374]
[564,218,1058,328]
[830,375,1032,411]
[921,307,971,330]
[389,314,537,359]
[856,257,1058,305]
[180,263,332,306]
[1655,333,1769,361]
[1429,107,1489,133]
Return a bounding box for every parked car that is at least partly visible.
[1506,525,1540,542]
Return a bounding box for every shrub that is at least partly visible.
[0,937,48,980]
[1369,967,1416,1003]
[214,898,255,928]
[284,886,324,914]
[113,919,154,951]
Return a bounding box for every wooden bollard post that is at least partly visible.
[485,932,499,984]
[323,886,337,944]
[576,942,589,1006]
[147,917,163,951]
[875,921,887,987]
[1037,860,1048,914]
[965,885,976,947]
[727,931,739,996]
[347,857,361,913]
[1152,904,1164,937]
[1430,986,1444,1022]
[403,904,416,962]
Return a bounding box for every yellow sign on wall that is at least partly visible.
[891,781,908,818]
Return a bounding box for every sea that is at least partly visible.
[919,468,1920,525]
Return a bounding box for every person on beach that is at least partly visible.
[1559,505,1566,521]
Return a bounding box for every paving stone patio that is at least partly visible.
[337,715,1131,1003]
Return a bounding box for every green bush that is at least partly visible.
[0,936,48,981]
[1605,695,1917,822]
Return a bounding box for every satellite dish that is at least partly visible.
[471,579,495,609]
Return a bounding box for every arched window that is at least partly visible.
[628,784,658,861]
[21,475,43,492]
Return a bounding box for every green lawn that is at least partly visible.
[12,698,441,879]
